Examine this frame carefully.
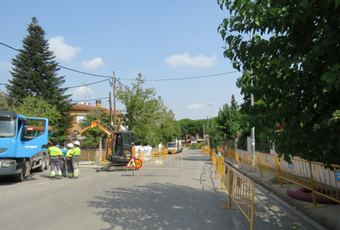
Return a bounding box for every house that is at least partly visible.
[69,99,123,133]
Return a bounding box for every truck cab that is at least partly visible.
[0,110,51,182]
[167,142,177,154]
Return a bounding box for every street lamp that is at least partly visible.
[208,103,213,127]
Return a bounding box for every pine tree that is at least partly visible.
[230,94,238,111]
[6,17,73,137]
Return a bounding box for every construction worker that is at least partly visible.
[47,141,63,179]
[58,143,67,177]
[65,143,74,178]
[72,141,81,179]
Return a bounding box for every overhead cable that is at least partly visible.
[67,79,110,89]
[0,41,111,78]
[121,71,239,81]
[1,41,239,82]
[1,95,109,103]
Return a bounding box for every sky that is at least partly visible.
[0,0,244,121]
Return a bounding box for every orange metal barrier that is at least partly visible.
[215,155,226,190]
[137,155,183,177]
[243,152,340,207]
[220,162,255,230]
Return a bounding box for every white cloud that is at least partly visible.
[0,62,12,70]
[164,53,217,67]
[72,86,94,96]
[82,57,104,69]
[48,36,81,61]
[187,104,205,110]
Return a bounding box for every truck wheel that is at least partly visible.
[37,155,45,172]
[13,162,26,182]
[45,156,50,170]
[13,171,24,182]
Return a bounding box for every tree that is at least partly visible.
[13,95,61,124]
[230,94,238,111]
[207,125,222,152]
[0,91,15,111]
[79,108,111,147]
[177,118,206,140]
[216,103,240,140]
[117,73,179,146]
[218,0,340,165]
[6,17,73,138]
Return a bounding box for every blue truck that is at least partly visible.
[0,110,52,182]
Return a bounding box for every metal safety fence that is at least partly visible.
[220,163,255,230]
[137,155,183,177]
[136,148,167,161]
[218,148,340,208]
[205,147,255,230]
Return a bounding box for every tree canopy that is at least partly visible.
[117,74,181,146]
[6,17,73,138]
[218,0,340,165]
[216,102,240,140]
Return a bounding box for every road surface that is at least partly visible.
[0,150,326,230]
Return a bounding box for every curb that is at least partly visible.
[225,160,339,230]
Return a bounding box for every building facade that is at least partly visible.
[69,99,123,133]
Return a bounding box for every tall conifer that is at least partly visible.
[6,17,73,137]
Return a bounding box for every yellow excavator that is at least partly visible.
[70,120,135,166]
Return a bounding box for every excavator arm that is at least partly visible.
[70,120,114,156]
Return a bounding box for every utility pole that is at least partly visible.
[250,31,255,154]
[203,124,205,142]
[113,71,116,131]
[109,92,112,125]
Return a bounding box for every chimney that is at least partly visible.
[96,100,102,107]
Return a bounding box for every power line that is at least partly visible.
[58,65,110,79]
[116,79,128,90]
[1,41,239,82]
[1,95,109,103]
[67,79,109,89]
[120,71,239,81]
[0,79,110,89]
[0,41,111,79]
[0,42,18,52]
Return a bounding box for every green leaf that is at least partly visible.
[321,72,334,83]
[301,0,309,8]
[336,0,340,9]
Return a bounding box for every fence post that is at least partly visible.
[259,155,264,178]
[305,162,327,209]
[99,137,102,169]
[228,171,233,207]
[276,156,283,187]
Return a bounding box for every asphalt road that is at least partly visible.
[0,150,326,230]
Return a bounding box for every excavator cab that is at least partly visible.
[110,131,135,165]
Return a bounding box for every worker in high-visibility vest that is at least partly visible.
[47,141,63,179]
[65,143,74,178]
[72,140,81,178]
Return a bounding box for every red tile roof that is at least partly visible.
[71,104,123,116]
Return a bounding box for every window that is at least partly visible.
[0,117,16,138]
[26,119,46,139]
[168,142,176,147]
[123,134,130,145]
[77,115,85,123]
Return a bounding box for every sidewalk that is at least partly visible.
[225,157,340,230]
